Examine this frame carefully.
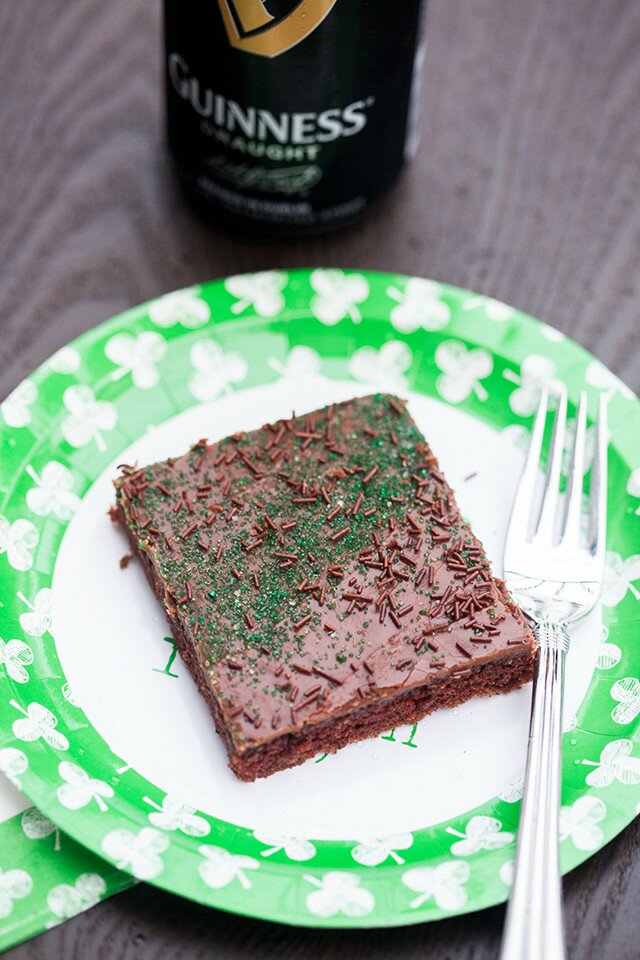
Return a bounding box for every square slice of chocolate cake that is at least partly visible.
[114,394,535,781]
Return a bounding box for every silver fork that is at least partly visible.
[498,386,608,960]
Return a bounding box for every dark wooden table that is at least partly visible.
[2,0,640,957]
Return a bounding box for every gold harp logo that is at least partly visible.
[217,0,338,58]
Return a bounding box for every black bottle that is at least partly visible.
[164,0,427,235]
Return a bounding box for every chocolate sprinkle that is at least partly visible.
[330,526,351,542]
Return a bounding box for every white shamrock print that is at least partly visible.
[498,775,524,804]
[0,747,28,788]
[462,295,515,323]
[539,323,565,343]
[582,739,640,788]
[253,830,316,862]
[60,386,117,452]
[225,271,287,317]
[601,552,640,607]
[402,861,470,911]
[11,700,69,751]
[598,641,622,670]
[504,355,562,417]
[188,340,248,403]
[198,845,259,890]
[144,794,210,837]
[387,278,450,333]
[559,796,605,851]
[0,637,33,683]
[0,516,38,571]
[48,346,81,375]
[446,816,514,856]
[57,761,114,812]
[267,346,323,382]
[351,833,413,866]
[61,682,79,707]
[47,873,105,922]
[101,827,168,880]
[0,379,37,428]
[627,469,640,515]
[105,332,167,390]
[22,808,61,851]
[149,286,211,329]
[435,341,493,404]
[597,625,621,671]
[610,678,640,725]
[347,341,413,393]
[499,859,514,888]
[25,462,80,520]
[304,872,374,918]
[585,360,634,401]
[310,269,369,325]
[18,588,53,638]
[0,866,32,918]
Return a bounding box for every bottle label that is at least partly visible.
[169,53,375,158]
[216,0,338,58]
[165,0,426,229]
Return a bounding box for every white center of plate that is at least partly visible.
[53,379,600,840]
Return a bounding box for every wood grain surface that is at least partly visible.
[1,0,639,957]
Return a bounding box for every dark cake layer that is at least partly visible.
[114,393,535,780]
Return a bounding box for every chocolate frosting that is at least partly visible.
[115,394,534,756]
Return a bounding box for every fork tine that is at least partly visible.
[507,389,549,544]
[534,386,567,545]
[560,391,587,546]
[588,393,608,559]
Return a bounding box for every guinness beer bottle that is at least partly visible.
[164,0,427,235]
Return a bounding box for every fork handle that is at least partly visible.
[499,619,570,960]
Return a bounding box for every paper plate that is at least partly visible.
[0,270,638,928]
[0,769,130,950]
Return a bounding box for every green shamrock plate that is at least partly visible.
[0,270,639,929]
[0,767,131,950]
